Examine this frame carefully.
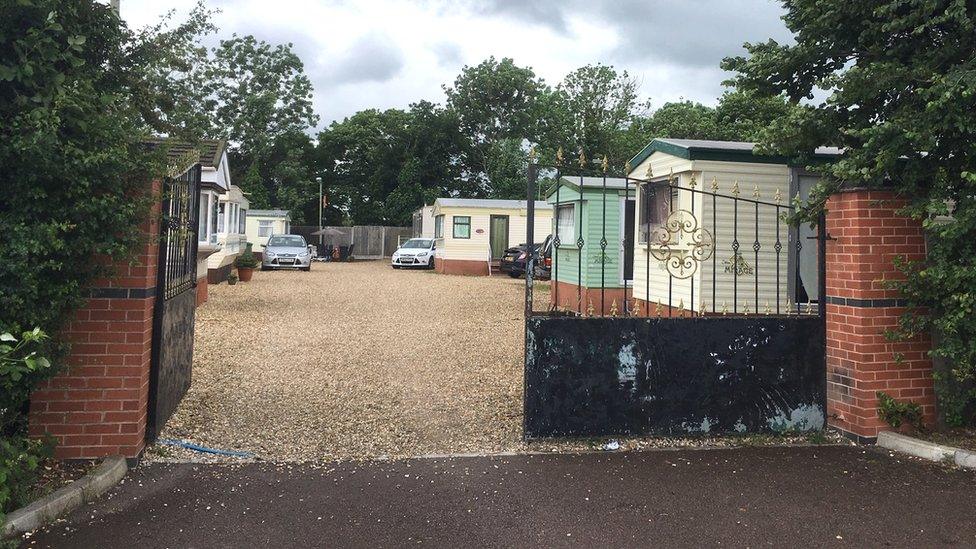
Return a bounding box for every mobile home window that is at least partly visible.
[638,182,674,244]
[239,209,247,233]
[452,216,471,239]
[258,220,273,237]
[434,215,444,238]
[217,203,226,234]
[555,205,575,244]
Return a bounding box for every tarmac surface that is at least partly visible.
[23,446,976,548]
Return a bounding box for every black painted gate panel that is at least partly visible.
[524,315,826,437]
[147,164,200,441]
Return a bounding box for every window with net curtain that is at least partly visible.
[452,216,471,238]
[638,182,675,244]
[555,205,575,244]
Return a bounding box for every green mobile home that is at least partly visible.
[546,176,636,314]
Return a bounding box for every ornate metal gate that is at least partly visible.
[523,150,828,438]
[147,163,201,440]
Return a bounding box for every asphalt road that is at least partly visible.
[23,446,976,548]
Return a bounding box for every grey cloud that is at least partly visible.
[469,0,792,70]
[326,33,406,84]
[431,41,464,68]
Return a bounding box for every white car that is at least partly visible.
[392,238,436,269]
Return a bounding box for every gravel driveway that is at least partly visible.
[156,261,527,461]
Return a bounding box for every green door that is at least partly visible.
[489,215,509,260]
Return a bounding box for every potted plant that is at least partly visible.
[227,272,239,285]
[234,250,259,282]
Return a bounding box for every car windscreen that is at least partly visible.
[267,236,306,248]
[400,239,433,249]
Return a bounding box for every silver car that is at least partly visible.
[261,234,313,271]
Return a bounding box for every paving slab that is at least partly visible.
[22,446,976,548]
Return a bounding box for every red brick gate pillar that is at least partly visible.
[28,180,161,460]
[824,189,936,442]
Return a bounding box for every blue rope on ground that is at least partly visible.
[158,438,256,458]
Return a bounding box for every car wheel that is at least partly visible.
[427,257,435,269]
[261,265,270,271]
[302,266,311,272]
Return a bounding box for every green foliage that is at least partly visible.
[0,329,54,521]
[723,0,976,425]
[0,435,52,523]
[877,391,924,430]
[234,250,259,269]
[0,0,161,361]
[316,102,469,226]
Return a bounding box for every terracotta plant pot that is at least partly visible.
[237,267,254,282]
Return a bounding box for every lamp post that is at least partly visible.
[317,176,323,249]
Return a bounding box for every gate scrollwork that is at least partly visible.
[648,209,714,279]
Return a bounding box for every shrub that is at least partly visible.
[877,391,924,431]
[235,249,260,269]
[1,329,54,521]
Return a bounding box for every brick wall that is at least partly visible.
[824,189,935,441]
[29,180,161,460]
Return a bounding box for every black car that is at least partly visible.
[499,235,553,279]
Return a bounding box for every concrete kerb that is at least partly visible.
[2,456,127,539]
[877,431,975,469]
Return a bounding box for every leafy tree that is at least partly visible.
[714,90,797,142]
[485,138,528,199]
[445,57,547,185]
[540,64,651,170]
[722,0,976,425]
[644,100,720,142]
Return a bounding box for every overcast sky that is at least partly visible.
[119,0,793,131]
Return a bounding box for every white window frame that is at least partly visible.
[258,220,274,237]
[198,190,221,245]
[434,215,444,238]
[555,204,575,245]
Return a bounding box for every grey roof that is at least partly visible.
[657,138,842,156]
[248,209,291,218]
[628,137,843,170]
[558,176,630,189]
[434,198,552,210]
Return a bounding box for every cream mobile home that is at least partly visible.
[431,198,553,276]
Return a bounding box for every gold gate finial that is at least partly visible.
[601,154,609,174]
[556,147,564,166]
[656,299,664,317]
[586,299,595,317]
[753,184,761,199]
[528,146,537,161]
[645,162,654,179]
[710,177,719,191]
[578,150,587,169]
[699,300,707,316]
[721,301,728,315]
[610,299,618,316]
[774,187,783,204]
[625,160,632,174]
[631,298,640,316]
[688,173,697,190]
[731,180,740,197]
[678,298,685,317]
[764,301,771,315]
[743,303,751,314]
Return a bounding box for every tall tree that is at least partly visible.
[445,57,546,188]
[540,64,651,170]
[722,0,976,425]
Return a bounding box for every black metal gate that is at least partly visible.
[523,151,827,437]
[147,164,201,440]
